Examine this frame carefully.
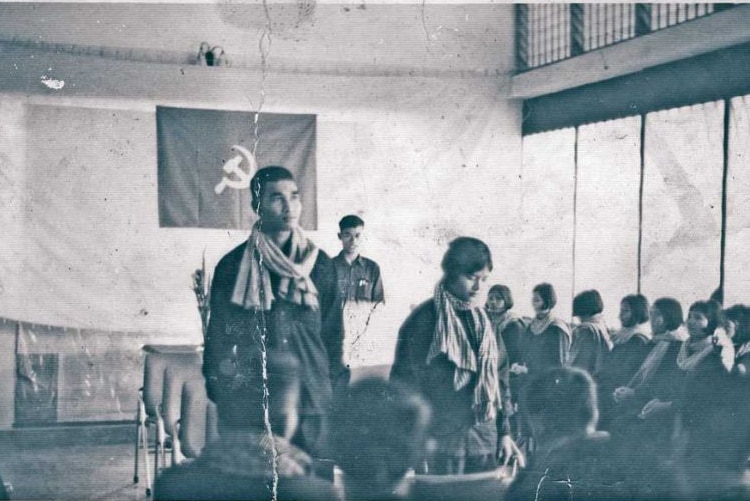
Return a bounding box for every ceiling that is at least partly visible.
[0,2,516,75]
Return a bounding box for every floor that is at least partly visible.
[0,430,157,501]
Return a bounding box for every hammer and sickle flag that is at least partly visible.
[157,106,317,230]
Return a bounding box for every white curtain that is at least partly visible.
[576,116,641,326]
[640,102,723,309]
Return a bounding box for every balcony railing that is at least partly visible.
[516,3,736,72]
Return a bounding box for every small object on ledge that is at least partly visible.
[211,45,229,67]
[197,42,211,66]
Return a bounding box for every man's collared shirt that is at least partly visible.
[332,252,384,305]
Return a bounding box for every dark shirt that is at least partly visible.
[390,300,511,459]
[332,252,384,305]
[507,432,632,501]
[154,464,339,501]
[203,242,344,418]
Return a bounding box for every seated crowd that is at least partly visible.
[152,168,750,500]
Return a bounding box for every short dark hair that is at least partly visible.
[653,297,684,332]
[440,237,493,279]
[688,299,724,336]
[573,289,604,318]
[339,215,365,232]
[249,165,295,213]
[521,366,598,440]
[533,283,557,310]
[724,304,750,343]
[488,284,514,310]
[621,294,650,325]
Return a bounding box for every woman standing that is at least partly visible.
[390,237,523,474]
[520,283,571,378]
[568,289,612,379]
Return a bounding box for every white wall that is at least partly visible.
[0,47,522,370]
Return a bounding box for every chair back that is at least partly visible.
[410,467,513,501]
[179,378,210,458]
[162,360,203,436]
[143,352,201,417]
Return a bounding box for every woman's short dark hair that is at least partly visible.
[653,297,684,332]
[488,284,514,310]
[521,366,598,439]
[621,294,650,325]
[725,304,750,343]
[688,299,724,336]
[573,290,604,318]
[250,165,295,213]
[533,283,557,310]
[440,237,493,279]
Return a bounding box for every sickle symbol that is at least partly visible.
[214,144,258,195]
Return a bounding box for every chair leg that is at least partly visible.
[141,421,152,497]
[133,420,140,484]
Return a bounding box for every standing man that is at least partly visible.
[203,166,344,457]
[333,215,385,368]
[333,215,384,306]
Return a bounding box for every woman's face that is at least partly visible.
[650,307,666,334]
[687,310,710,339]
[532,292,546,314]
[619,301,634,328]
[445,267,490,302]
[486,291,506,313]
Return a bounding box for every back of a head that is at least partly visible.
[441,237,493,279]
[250,165,294,213]
[521,366,598,442]
[211,349,301,435]
[330,378,431,494]
[653,297,684,332]
[573,290,604,318]
[533,283,557,310]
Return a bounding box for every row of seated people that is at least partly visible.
[153,347,750,501]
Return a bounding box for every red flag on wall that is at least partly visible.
[157,106,317,230]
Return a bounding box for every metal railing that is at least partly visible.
[516,3,735,72]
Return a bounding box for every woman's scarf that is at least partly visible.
[231,222,320,311]
[676,336,716,372]
[628,327,688,389]
[199,429,312,479]
[488,309,521,335]
[427,282,500,423]
[611,322,652,346]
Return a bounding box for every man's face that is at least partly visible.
[257,179,302,232]
[338,226,364,255]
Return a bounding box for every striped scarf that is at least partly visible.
[231,222,320,311]
[426,282,500,423]
[628,327,688,389]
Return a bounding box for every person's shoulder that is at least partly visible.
[405,300,435,322]
[278,475,340,501]
[360,255,381,269]
[215,242,247,271]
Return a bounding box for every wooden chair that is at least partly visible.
[133,351,200,497]
[178,378,216,460]
[159,359,203,467]
[410,467,514,501]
